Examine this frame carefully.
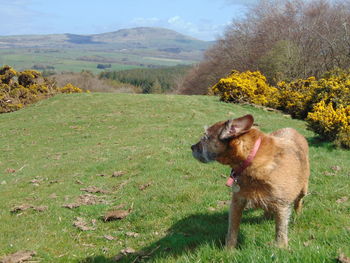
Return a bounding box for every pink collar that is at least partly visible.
[226,136,262,187]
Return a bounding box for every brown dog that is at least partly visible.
[191,114,309,248]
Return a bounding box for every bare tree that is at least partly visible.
[181,0,350,94]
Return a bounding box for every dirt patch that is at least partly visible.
[80,186,110,194]
[104,210,130,221]
[0,250,36,263]
[73,217,96,231]
[139,182,152,191]
[10,204,47,213]
[62,193,107,209]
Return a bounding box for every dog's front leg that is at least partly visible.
[226,195,246,248]
[275,205,291,248]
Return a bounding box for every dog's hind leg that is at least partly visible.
[275,205,291,248]
[294,183,308,214]
[226,195,246,249]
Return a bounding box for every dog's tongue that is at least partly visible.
[226,177,234,187]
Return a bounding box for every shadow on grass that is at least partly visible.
[81,210,270,263]
[306,136,337,151]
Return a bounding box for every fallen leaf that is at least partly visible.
[104,210,130,221]
[112,171,126,177]
[75,180,84,185]
[6,168,16,173]
[303,241,311,247]
[120,247,135,255]
[49,193,58,199]
[10,204,32,213]
[82,243,95,247]
[336,197,349,203]
[78,194,106,205]
[324,171,336,176]
[29,178,43,184]
[139,182,152,191]
[73,217,95,231]
[33,205,48,212]
[331,165,342,172]
[104,235,115,240]
[1,180,7,185]
[49,180,59,184]
[62,203,80,209]
[62,194,106,209]
[126,232,139,237]
[338,252,350,263]
[80,186,110,194]
[208,207,216,211]
[113,180,129,190]
[0,250,36,263]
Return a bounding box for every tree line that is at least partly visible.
[180,0,350,94]
[99,65,190,94]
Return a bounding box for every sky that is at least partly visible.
[0,0,258,41]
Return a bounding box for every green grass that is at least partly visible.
[0,48,195,74]
[0,94,349,262]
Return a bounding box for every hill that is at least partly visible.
[0,27,210,51]
[0,94,349,262]
[0,27,211,73]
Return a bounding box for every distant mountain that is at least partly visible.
[0,27,211,51]
[0,27,214,73]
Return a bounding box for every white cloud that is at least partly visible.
[167,16,199,34]
[126,15,229,40]
[167,16,181,24]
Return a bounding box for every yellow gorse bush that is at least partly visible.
[0,65,83,113]
[209,70,279,108]
[58,83,83,94]
[307,101,350,148]
[276,77,317,118]
[210,69,350,148]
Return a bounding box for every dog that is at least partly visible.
[191,114,309,248]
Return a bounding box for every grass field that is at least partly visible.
[0,48,196,74]
[0,93,349,262]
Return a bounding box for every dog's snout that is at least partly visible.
[191,144,195,151]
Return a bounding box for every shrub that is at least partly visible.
[276,77,317,119]
[307,101,350,148]
[210,68,350,148]
[57,83,83,94]
[0,65,83,113]
[209,70,279,107]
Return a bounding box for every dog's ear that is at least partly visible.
[220,114,254,140]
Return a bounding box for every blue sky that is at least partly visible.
[0,0,257,40]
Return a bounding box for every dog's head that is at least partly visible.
[191,114,254,163]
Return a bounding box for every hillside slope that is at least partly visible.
[0,27,211,72]
[0,94,349,262]
[0,27,210,51]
